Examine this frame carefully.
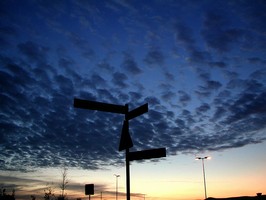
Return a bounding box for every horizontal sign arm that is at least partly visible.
[128,148,166,161]
[74,98,126,114]
[126,103,148,120]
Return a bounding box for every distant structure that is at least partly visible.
[0,196,15,200]
[206,193,266,200]
[0,189,15,200]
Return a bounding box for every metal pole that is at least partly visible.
[202,159,207,199]
[116,177,118,200]
[126,148,130,200]
[124,104,130,200]
[196,156,210,199]
[114,175,120,200]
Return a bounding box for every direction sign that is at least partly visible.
[119,120,133,151]
[126,103,148,120]
[74,98,126,114]
[128,148,166,161]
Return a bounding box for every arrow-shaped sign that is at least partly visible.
[74,98,126,114]
[128,148,166,161]
[126,103,148,120]
[119,120,133,151]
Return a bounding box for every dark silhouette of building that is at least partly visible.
[0,189,15,200]
[0,195,15,200]
[207,193,266,200]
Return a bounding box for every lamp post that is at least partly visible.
[114,174,120,200]
[195,156,211,199]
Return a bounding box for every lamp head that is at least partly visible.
[195,156,211,160]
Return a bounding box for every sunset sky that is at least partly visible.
[0,0,266,200]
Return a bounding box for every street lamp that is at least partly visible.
[114,174,120,200]
[195,156,211,199]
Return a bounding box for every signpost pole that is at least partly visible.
[124,104,131,200]
[126,148,130,200]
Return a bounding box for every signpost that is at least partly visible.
[74,98,166,200]
[85,184,94,200]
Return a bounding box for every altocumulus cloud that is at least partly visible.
[0,0,266,172]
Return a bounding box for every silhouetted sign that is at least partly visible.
[73,97,165,200]
[128,148,166,161]
[85,184,94,195]
[126,103,148,120]
[119,120,133,151]
[74,98,126,114]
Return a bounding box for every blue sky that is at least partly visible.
[0,0,266,199]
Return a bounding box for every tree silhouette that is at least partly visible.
[58,166,69,200]
[43,167,70,200]
[44,185,55,200]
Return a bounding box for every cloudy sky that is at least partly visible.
[0,0,266,200]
